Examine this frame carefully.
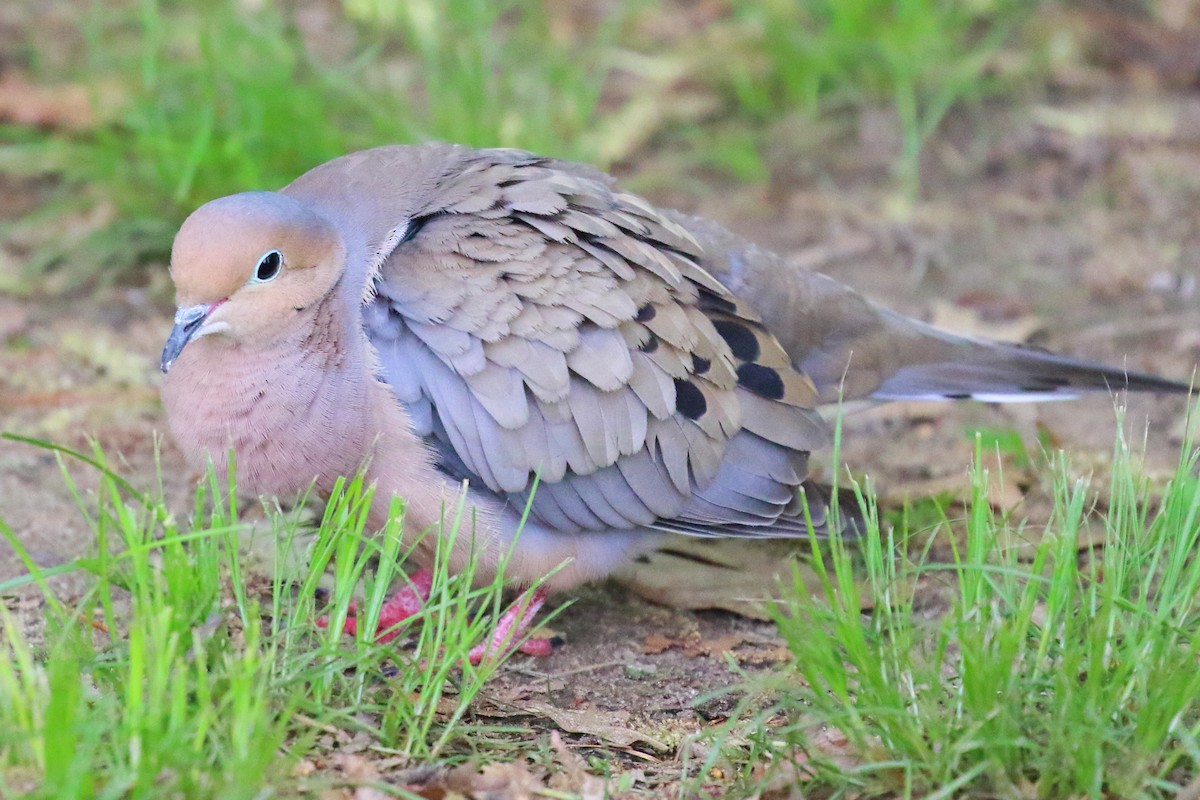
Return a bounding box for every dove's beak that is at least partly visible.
[161,304,214,374]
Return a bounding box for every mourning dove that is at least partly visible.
[159,144,1188,658]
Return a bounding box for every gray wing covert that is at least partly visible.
[362,149,832,538]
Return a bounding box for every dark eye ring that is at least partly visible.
[253,249,283,283]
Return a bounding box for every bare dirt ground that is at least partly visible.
[3,28,1200,798]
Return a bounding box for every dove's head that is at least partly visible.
[161,192,346,372]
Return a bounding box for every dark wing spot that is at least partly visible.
[692,356,711,375]
[736,363,785,400]
[944,393,971,400]
[673,379,708,419]
[712,320,760,361]
[398,211,441,246]
[639,335,659,354]
[697,290,738,315]
[636,304,656,322]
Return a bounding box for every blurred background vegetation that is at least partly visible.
[0,0,1195,289]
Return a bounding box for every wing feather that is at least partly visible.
[363,147,836,539]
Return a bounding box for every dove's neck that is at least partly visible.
[292,291,462,545]
[164,289,454,547]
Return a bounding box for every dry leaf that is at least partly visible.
[444,761,544,800]
[641,633,675,654]
[1032,99,1181,142]
[0,70,94,130]
[928,299,1043,344]
[477,700,669,752]
[339,730,375,756]
[548,731,606,800]
[332,753,380,783]
[525,702,669,751]
[616,535,877,619]
[642,630,791,664]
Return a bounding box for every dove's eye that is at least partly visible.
[252,250,283,283]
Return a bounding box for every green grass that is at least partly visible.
[703,410,1200,798]
[0,438,546,799]
[4,419,1200,796]
[3,0,627,287]
[693,0,1033,196]
[1,0,1054,288]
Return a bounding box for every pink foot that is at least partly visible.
[317,568,434,643]
[318,572,557,663]
[468,587,553,666]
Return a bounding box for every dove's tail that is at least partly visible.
[864,314,1192,403]
[673,211,1192,405]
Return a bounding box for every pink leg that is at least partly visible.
[468,587,553,666]
[316,568,434,643]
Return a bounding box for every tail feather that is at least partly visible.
[801,481,869,540]
[867,316,1191,402]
